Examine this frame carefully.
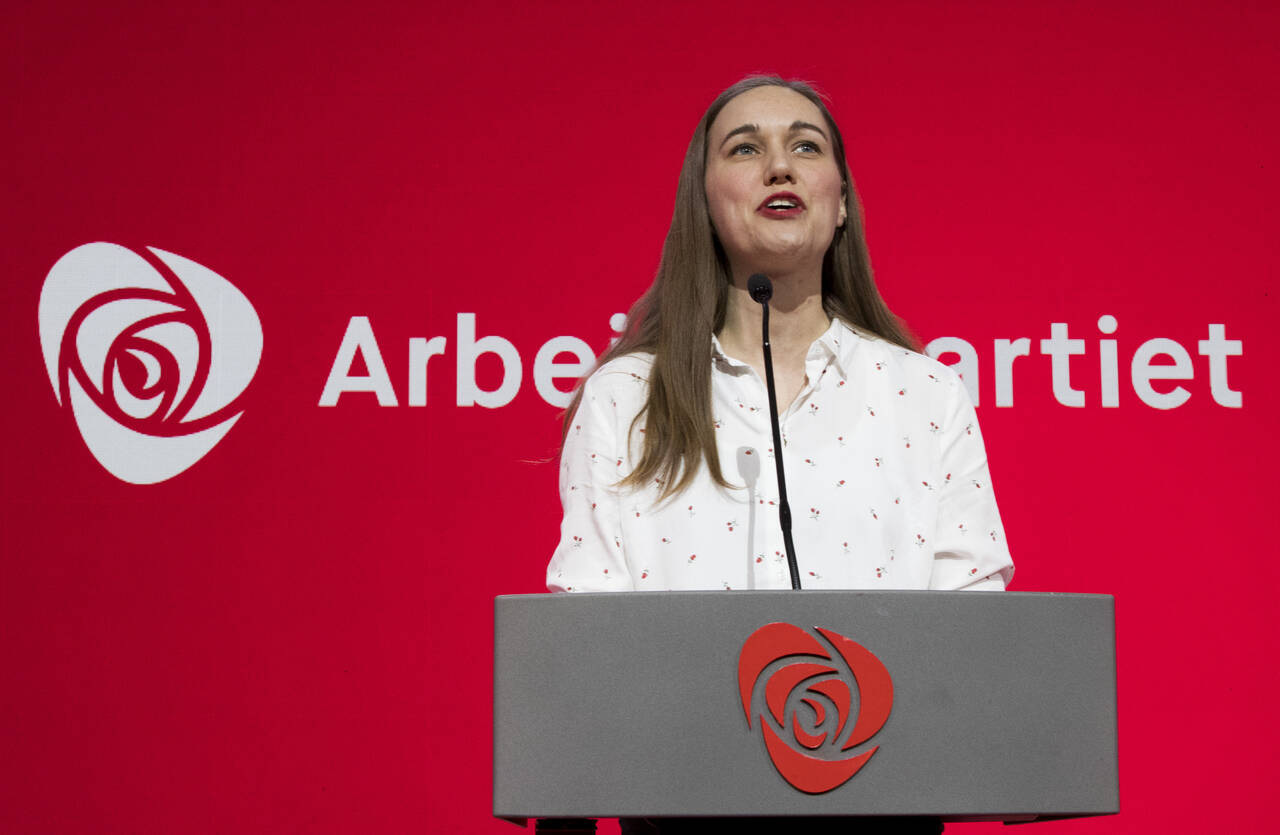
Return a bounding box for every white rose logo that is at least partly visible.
[38,243,263,484]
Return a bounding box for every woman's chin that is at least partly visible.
[737,245,825,278]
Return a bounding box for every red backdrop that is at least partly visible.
[3,0,1275,831]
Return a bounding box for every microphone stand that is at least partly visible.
[749,274,802,591]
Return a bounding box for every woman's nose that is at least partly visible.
[764,148,795,185]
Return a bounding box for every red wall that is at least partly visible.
[3,0,1275,831]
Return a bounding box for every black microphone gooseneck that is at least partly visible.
[747,273,801,591]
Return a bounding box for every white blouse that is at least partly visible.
[547,319,1014,593]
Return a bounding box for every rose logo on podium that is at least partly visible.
[738,623,894,794]
[38,243,263,484]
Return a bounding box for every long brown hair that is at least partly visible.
[565,76,917,500]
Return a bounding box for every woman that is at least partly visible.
[547,76,1013,595]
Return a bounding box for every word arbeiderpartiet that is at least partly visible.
[318,314,1242,410]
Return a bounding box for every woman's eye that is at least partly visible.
[730,143,758,156]
[795,141,821,154]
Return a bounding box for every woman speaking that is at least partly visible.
[548,76,1013,594]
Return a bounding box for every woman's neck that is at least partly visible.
[717,267,830,370]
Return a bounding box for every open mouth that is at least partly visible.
[758,192,805,216]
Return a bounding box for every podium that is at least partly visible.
[493,591,1117,827]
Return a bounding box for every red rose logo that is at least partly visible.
[38,243,262,484]
[738,622,893,794]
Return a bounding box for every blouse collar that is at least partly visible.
[711,318,860,381]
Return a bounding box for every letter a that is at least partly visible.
[318,316,399,406]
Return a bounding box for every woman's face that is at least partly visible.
[704,86,847,280]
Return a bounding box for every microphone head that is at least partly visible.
[747,273,773,304]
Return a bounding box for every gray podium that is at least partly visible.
[493,591,1117,827]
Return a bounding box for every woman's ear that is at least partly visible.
[838,191,848,228]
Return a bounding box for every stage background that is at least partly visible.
[3,0,1276,831]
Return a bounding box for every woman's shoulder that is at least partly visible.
[582,352,654,394]
[593,351,654,379]
[574,353,655,419]
[851,328,968,400]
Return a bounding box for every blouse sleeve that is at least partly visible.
[546,369,633,592]
[928,375,1015,591]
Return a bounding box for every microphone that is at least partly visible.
[747,273,772,304]
[747,274,801,591]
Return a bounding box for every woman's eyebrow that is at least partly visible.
[718,120,830,149]
[719,123,759,148]
[791,120,829,140]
